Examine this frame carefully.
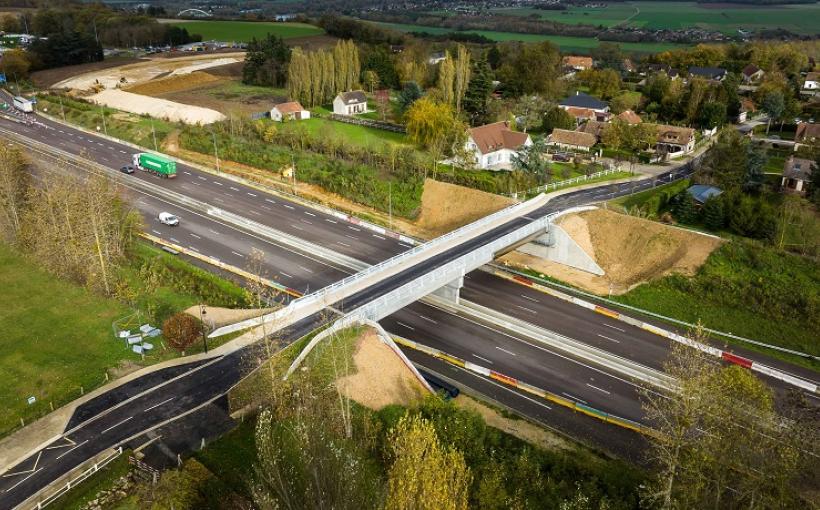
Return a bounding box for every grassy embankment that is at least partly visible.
[171,21,324,42]
[0,242,251,438]
[604,181,820,370]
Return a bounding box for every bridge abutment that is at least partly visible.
[431,276,464,304]
[517,224,604,276]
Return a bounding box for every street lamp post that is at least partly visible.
[212,131,220,173]
[199,305,208,353]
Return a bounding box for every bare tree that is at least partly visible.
[0,145,30,243]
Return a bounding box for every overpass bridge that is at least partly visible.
[210,194,599,338]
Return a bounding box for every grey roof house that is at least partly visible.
[688,66,728,81]
[559,92,609,113]
[687,184,723,204]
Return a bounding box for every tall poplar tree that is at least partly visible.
[453,44,471,113]
[437,51,455,106]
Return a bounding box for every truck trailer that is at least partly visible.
[132,153,177,178]
[12,96,34,113]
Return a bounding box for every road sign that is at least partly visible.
[27,396,36,405]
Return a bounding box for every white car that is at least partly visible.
[158,212,179,226]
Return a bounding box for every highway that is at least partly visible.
[1,107,817,508]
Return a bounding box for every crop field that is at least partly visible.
[490,2,820,35]
[171,21,324,42]
[372,22,687,54]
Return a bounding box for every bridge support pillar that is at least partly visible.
[517,225,604,276]
[431,276,464,304]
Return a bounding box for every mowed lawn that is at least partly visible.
[371,21,687,54]
[172,21,324,42]
[493,2,820,35]
[0,244,130,437]
[280,117,409,148]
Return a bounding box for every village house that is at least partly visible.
[270,101,310,122]
[795,123,820,144]
[547,129,597,152]
[576,120,608,143]
[736,98,756,123]
[428,51,446,65]
[332,91,367,116]
[559,92,610,124]
[562,55,594,72]
[688,66,727,82]
[741,64,764,84]
[654,124,696,156]
[781,156,816,195]
[616,110,642,124]
[464,121,532,170]
[803,72,820,91]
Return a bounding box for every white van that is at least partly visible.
[158,212,179,226]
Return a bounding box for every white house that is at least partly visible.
[332,91,367,116]
[271,101,310,121]
[428,51,446,65]
[654,124,696,157]
[781,156,815,195]
[803,72,820,91]
[465,121,532,170]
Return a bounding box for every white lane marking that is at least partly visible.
[183,171,191,175]
[97,142,104,146]
[107,146,115,150]
[301,219,312,224]
[189,233,201,239]
[265,198,276,204]
[283,204,294,210]
[495,346,517,356]
[304,211,315,217]
[345,234,357,240]
[261,205,271,211]
[418,314,438,325]
[372,234,386,240]
[325,218,337,224]
[291,224,303,231]
[119,150,126,154]
[348,226,360,231]
[399,242,413,248]
[224,192,233,197]
[562,392,588,404]
[247,192,257,197]
[231,251,244,258]
[249,210,261,215]
[396,322,415,331]
[473,354,494,364]
[58,130,64,133]
[212,181,222,186]
[213,197,224,203]
[152,230,162,235]
[5,468,42,492]
[188,245,199,252]
[101,416,133,435]
[587,383,611,395]
[45,438,76,450]
[597,334,621,344]
[604,324,626,333]
[279,271,292,278]
[209,229,220,235]
[521,294,539,303]
[516,305,537,314]
[299,265,314,273]
[169,237,179,243]
[336,241,350,247]
[145,397,174,412]
[229,186,240,191]
[55,440,88,460]
[197,176,207,181]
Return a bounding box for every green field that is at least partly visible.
[491,2,820,35]
[285,117,409,148]
[171,21,324,42]
[371,21,688,54]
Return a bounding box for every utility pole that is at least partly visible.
[100,104,107,136]
[151,120,158,151]
[199,304,208,353]
[291,153,296,195]
[212,131,220,173]
[388,181,393,230]
[58,96,66,121]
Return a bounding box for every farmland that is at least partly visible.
[171,20,324,42]
[370,21,688,53]
[490,2,820,35]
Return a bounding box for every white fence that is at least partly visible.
[512,167,623,198]
[29,447,123,510]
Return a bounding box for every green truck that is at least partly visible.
[132,153,177,178]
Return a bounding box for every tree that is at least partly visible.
[670,190,697,224]
[697,130,748,192]
[361,46,398,89]
[513,95,548,133]
[577,68,622,100]
[512,138,550,184]
[243,34,291,87]
[453,44,471,113]
[702,196,725,231]
[0,13,20,33]
[743,143,767,194]
[162,312,201,354]
[541,106,575,132]
[405,97,465,176]
[28,30,102,70]
[811,152,820,206]
[462,57,494,126]
[591,42,624,71]
[761,90,785,135]
[0,145,29,244]
[495,41,562,98]
[697,101,726,129]
[397,81,423,112]
[364,69,379,93]
[385,414,471,510]
[437,51,455,105]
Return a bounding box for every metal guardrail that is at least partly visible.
[516,167,623,197]
[27,447,123,510]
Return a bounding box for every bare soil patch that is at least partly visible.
[336,328,427,410]
[183,305,275,329]
[501,208,723,295]
[125,71,224,96]
[90,89,225,124]
[31,57,144,89]
[202,61,244,78]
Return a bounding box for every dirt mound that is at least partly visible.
[336,328,427,410]
[125,71,223,96]
[411,178,515,238]
[183,305,276,328]
[90,89,225,124]
[501,208,723,295]
[203,61,245,78]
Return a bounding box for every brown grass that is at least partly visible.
[124,71,224,96]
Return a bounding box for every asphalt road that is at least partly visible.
[1,106,816,508]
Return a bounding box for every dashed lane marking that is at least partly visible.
[212,181,222,186]
[372,234,386,240]
[587,383,611,395]
[188,245,199,252]
[304,211,316,217]
[145,397,174,412]
[279,271,292,278]
[495,346,517,356]
[336,241,350,247]
[299,265,314,273]
[472,354,493,364]
[169,237,179,243]
[418,314,438,325]
[197,176,207,181]
[516,305,537,314]
[189,233,201,239]
[101,416,132,435]
[521,294,539,303]
[396,322,415,331]
[399,242,413,248]
[209,229,220,235]
[265,198,276,204]
[247,192,257,197]
[325,218,337,224]
[597,334,620,344]
[562,392,588,405]
[603,324,625,332]
[229,186,240,192]
[283,204,294,210]
[291,224,303,231]
[345,234,357,240]
[348,226,360,231]
[231,251,244,258]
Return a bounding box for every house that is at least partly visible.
[564,107,610,124]
[687,184,722,205]
[332,91,367,116]
[741,64,764,84]
[270,101,310,121]
[428,51,446,65]
[645,63,680,80]
[576,120,608,142]
[781,157,816,195]
[622,58,636,74]
[795,122,820,144]
[736,98,756,123]
[559,92,609,115]
[547,129,597,152]
[654,124,696,156]
[562,55,593,71]
[616,110,642,124]
[803,72,820,91]
[465,121,532,170]
[688,66,727,81]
